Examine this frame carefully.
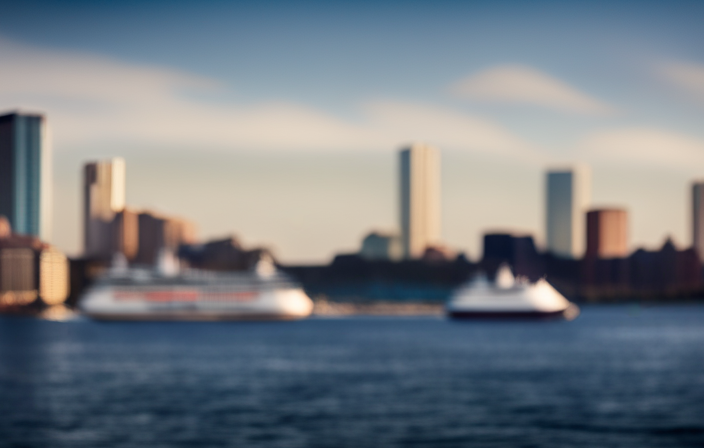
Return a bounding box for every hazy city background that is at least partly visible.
[2,0,704,263]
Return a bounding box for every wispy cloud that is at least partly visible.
[363,101,543,160]
[451,65,614,114]
[576,127,704,168]
[657,61,704,99]
[0,37,538,159]
[0,37,371,150]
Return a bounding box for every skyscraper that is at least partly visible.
[399,143,440,259]
[545,166,590,258]
[83,158,126,257]
[0,112,52,241]
[692,182,704,260]
[586,208,628,258]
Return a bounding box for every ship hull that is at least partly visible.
[447,304,580,321]
[79,280,314,321]
[84,311,307,321]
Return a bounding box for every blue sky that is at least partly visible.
[1,0,704,262]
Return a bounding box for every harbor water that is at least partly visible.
[1,305,704,447]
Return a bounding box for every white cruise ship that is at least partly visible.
[79,253,313,321]
[446,265,579,320]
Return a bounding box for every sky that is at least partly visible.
[1,0,704,263]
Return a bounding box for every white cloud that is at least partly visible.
[657,61,704,98]
[0,38,374,151]
[576,127,704,167]
[451,65,614,114]
[0,37,538,159]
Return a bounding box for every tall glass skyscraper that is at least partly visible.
[545,166,590,258]
[83,158,126,257]
[399,143,440,259]
[0,112,51,241]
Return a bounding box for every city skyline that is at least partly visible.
[2,110,703,264]
[1,1,704,262]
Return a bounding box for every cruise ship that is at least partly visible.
[79,253,314,321]
[446,265,579,320]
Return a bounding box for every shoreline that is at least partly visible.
[312,300,444,316]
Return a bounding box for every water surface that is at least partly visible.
[1,305,704,447]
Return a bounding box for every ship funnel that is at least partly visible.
[157,248,180,277]
[109,252,129,277]
[255,253,276,278]
[495,264,515,289]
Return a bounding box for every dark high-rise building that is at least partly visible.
[0,112,51,240]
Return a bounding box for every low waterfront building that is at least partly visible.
[135,211,197,265]
[360,231,402,261]
[178,236,272,271]
[0,216,70,310]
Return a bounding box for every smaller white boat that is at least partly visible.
[446,265,579,320]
